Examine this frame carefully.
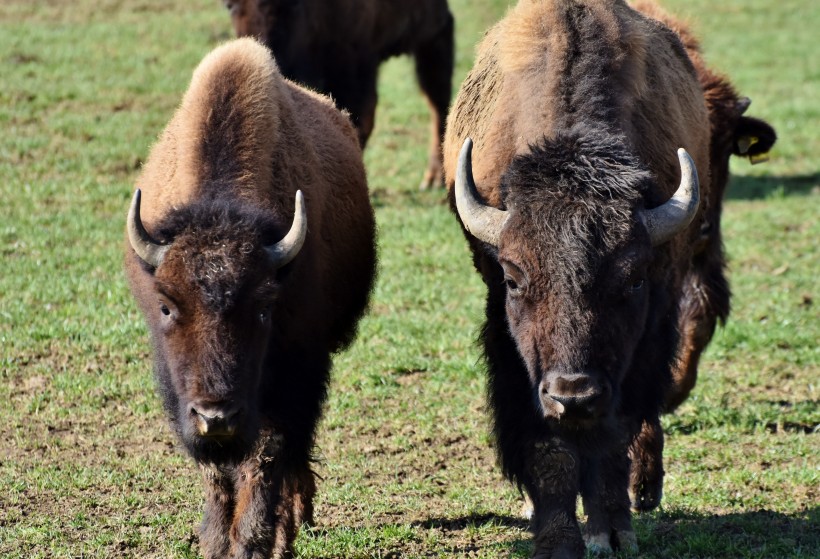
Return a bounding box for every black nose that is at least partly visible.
[189,402,242,438]
[540,373,610,420]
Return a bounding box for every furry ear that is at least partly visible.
[733,115,777,164]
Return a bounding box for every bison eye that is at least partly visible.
[259,307,271,324]
[630,279,645,293]
[160,303,171,317]
[504,275,526,297]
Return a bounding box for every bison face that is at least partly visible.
[497,219,653,427]
[453,134,700,429]
[224,0,265,39]
[127,191,307,464]
[149,257,280,463]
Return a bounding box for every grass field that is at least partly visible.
[0,0,817,557]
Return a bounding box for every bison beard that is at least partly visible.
[125,39,376,559]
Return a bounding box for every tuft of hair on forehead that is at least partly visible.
[501,125,651,257]
[154,198,283,313]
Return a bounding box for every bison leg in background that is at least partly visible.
[666,245,730,411]
[413,12,454,190]
[627,416,665,513]
[327,57,379,149]
[627,237,729,512]
[581,447,638,555]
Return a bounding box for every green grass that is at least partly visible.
[1,0,817,557]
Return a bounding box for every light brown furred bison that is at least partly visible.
[224,0,454,189]
[124,37,376,559]
[443,0,744,556]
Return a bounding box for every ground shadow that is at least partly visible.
[395,508,819,558]
[635,507,819,558]
[411,512,529,532]
[725,173,819,200]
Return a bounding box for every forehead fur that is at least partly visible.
[154,198,281,312]
[500,126,650,280]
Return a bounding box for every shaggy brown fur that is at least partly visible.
[125,38,376,559]
[224,0,454,188]
[443,1,719,556]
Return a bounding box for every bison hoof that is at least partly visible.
[418,169,445,190]
[615,530,639,554]
[584,533,613,556]
[584,531,638,556]
[629,483,663,512]
[521,493,535,520]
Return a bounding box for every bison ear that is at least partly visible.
[733,116,777,164]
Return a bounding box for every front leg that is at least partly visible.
[199,463,235,559]
[229,435,315,559]
[581,448,637,556]
[525,438,585,559]
[627,416,664,512]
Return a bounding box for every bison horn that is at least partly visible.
[455,138,509,247]
[127,189,170,268]
[641,148,700,246]
[264,190,307,267]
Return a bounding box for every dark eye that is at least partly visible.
[160,303,171,316]
[259,307,271,324]
[630,279,645,293]
[505,276,519,291]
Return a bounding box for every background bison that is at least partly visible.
[124,38,376,558]
[444,0,740,555]
[224,0,455,189]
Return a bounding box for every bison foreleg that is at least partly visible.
[228,451,315,559]
[581,447,637,556]
[199,463,236,558]
[524,438,585,559]
[414,12,454,190]
[627,416,665,512]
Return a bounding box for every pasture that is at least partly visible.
[0,0,817,557]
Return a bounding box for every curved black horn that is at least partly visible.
[640,148,700,246]
[264,190,307,268]
[454,138,509,247]
[127,189,170,268]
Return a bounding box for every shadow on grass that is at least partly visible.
[725,173,819,200]
[411,512,528,532]
[637,507,820,558]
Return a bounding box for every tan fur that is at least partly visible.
[445,0,710,216]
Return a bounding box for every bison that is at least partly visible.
[625,0,777,513]
[124,38,376,558]
[442,0,768,556]
[223,0,455,189]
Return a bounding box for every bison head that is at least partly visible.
[127,190,306,463]
[455,130,699,429]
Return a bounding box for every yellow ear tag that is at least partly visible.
[736,135,760,155]
[750,151,770,164]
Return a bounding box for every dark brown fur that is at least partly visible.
[125,38,376,559]
[444,1,717,556]
[224,0,454,188]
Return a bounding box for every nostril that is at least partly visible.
[189,402,242,437]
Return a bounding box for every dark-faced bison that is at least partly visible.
[442,0,774,556]
[125,38,376,558]
[224,0,455,189]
